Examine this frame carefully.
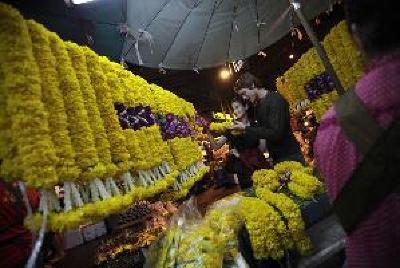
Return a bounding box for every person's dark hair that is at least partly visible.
[345,0,400,57]
[233,72,262,92]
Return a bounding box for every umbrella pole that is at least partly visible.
[290,1,345,95]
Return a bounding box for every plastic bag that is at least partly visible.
[144,197,225,268]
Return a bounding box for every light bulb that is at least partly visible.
[289,54,294,59]
[219,68,231,80]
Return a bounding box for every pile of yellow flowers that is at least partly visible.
[276,21,364,118]
[209,121,234,133]
[253,161,323,200]
[255,188,312,255]
[0,4,206,232]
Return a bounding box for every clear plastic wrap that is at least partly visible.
[144,197,226,268]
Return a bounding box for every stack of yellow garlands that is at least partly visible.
[276,21,364,120]
[0,3,207,232]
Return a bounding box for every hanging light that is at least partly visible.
[289,54,294,59]
[219,68,231,80]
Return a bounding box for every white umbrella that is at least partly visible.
[121,0,338,70]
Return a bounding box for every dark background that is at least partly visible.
[2,0,344,113]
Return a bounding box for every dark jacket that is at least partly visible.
[245,92,304,163]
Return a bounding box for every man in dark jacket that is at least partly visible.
[232,72,304,164]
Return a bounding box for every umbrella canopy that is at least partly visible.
[122,0,336,70]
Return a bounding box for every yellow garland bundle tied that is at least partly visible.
[252,161,322,200]
[255,188,312,255]
[28,21,80,182]
[85,48,130,176]
[238,197,290,260]
[209,121,233,133]
[0,4,58,187]
[168,137,203,171]
[48,32,101,179]
[276,20,364,114]
[99,56,126,104]
[66,42,110,178]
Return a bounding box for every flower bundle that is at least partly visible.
[237,197,289,260]
[168,137,203,171]
[99,56,126,104]
[48,32,101,180]
[27,21,80,182]
[0,4,58,187]
[85,48,131,174]
[310,90,339,121]
[255,188,312,255]
[276,21,364,118]
[66,42,112,177]
[209,121,233,133]
[252,161,322,200]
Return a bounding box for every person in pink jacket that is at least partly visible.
[314,1,400,267]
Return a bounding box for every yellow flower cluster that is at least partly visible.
[1,4,206,233]
[252,161,322,200]
[168,137,203,171]
[48,32,102,179]
[209,121,233,133]
[0,4,58,187]
[276,21,364,115]
[309,91,339,120]
[237,197,289,260]
[255,188,312,255]
[25,170,178,232]
[27,21,80,182]
[124,125,173,171]
[66,42,111,178]
[84,48,131,175]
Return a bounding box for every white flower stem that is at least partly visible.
[94,178,111,200]
[64,182,72,212]
[71,182,84,207]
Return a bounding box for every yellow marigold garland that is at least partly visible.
[255,188,312,255]
[168,137,202,171]
[27,21,80,182]
[252,161,322,200]
[209,121,233,133]
[98,56,126,104]
[66,42,112,178]
[237,197,289,260]
[0,4,58,187]
[84,47,130,175]
[48,32,101,180]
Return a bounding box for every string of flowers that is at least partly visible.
[237,197,290,260]
[255,188,312,255]
[0,4,58,187]
[66,42,111,178]
[28,21,80,182]
[99,56,126,104]
[252,161,322,200]
[85,47,130,175]
[276,21,364,118]
[209,121,234,133]
[48,32,101,181]
[168,137,203,171]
